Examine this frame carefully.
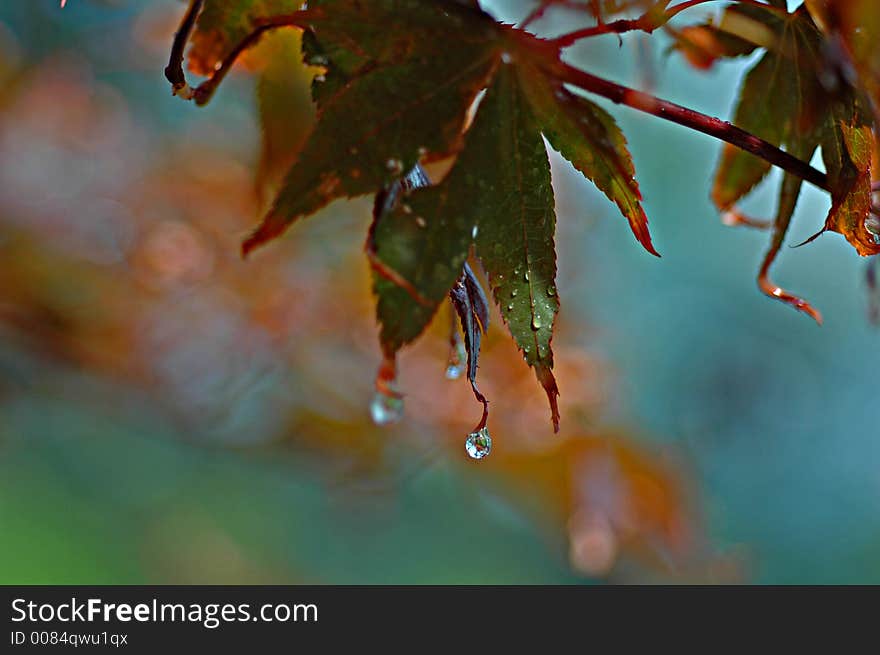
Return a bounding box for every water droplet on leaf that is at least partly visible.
[370,392,404,426]
[866,215,880,244]
[465,427,492,459]
[532,315,542,330]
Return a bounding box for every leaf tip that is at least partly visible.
[758,276,823,326]
[535,364,560,433]
[241,211,288,258]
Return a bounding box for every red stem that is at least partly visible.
[550,60,830,192]
[550,0,784,48]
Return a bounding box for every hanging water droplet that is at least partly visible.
[370,392,404,425]
[465,426,492,459]
[385,158,404,174]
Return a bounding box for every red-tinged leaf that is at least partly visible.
[186,0,296,77]
[517,60,657,256]
[821,118,878,256]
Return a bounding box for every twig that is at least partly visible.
[550,0,783,48]
[548,60,830,192]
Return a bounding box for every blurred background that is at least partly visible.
[1,0,878,584]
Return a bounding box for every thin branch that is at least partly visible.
[550,0,783,48]
[550,60,830,192]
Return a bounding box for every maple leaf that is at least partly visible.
[368,42,654,429]
[215,0,656,431]
[679,1,877,321]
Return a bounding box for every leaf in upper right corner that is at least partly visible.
[712,5,828,211]
[516,60,657,255]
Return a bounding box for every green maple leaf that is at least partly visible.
[370,46,653,430]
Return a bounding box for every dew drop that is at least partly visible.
[465,427,492,460]
[532,314,542,330]
[501,51,513,64]
[524,271,529,282]
[314,74,326,83]
[445,341,466,380]
[866,215,880,244]
[547,285,557,297]
[386,158,404,174]
[471,225,479,239]
[370,392,404,425]
[415,216,427,228]
[507,303,514,311]
[511,289,518,297]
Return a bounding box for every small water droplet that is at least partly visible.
[532,315,542,330]
[471,225,479,239]
[445,341,466,380]
[547,285,557,297]
[386,158,404,174]
[370,392,404,425]
[314,74,326,83]
[524,271,529,282]
[511,289,518,297]
[465,427,492,459]
[866,215,880,244]
[416,216,427,228]
[501,51,513,64]
[507,303,514,311]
